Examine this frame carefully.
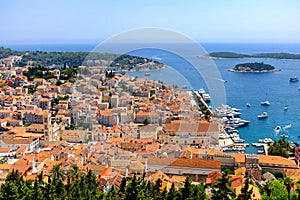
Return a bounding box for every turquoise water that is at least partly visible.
[126,45,300,154]
[4,43,300,153]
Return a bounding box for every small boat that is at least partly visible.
[274,126,281,133]
[290,77,299,82]
[298,87,300,90]
[258,112,268,119]
[246,103,251,107]
[284,124,292,129]
[284,105,288,110]
[144,73,151,76]
[257,150,264,154]
[261,101,270,106]
[281,134,289,138]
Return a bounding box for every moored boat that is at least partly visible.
[258,112,268,119]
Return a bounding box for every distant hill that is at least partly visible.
[229,62,279,72]
[206,51,300,60]
[0,46,164,70]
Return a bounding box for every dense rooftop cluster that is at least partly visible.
[0,53,300,199]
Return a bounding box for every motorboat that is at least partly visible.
[284,105,288,110]
[246,103,251,107]
[258,112,268,119]
[283,124,292,129]
[281,134,289,138]
[144,72,151,76]
[257,149,264,154]
[261,100,270,106]
[289,77,299,82]
[258,138,273,144]
[202,93,211,102]
[274,126,281,133]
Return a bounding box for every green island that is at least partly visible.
[0,46,164,71]
[205,51,300,60]
[229,62,279,72]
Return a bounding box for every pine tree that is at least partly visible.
[180,176,192,200]
[211,169,236,200]
[124,174,139,200]
[189,184,207,200]
[237,176,253,200]
[167,182,177,200]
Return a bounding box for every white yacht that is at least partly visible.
[261,100,270,106]
[202,93,211,102]
[258,112,268,119]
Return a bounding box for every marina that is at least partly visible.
[215,104,251,153]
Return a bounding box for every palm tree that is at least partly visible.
[50,164,65,180]
[284,177,294,200]
[261,181,272,197]
[67,164,85,183]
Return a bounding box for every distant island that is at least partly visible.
[229,62,279,72]
[204,51,300,60]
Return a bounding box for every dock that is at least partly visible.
[252,143,269,155]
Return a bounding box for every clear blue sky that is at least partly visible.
[1,0,300,44]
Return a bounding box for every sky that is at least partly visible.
[1,0,300,44]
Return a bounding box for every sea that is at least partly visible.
[4,42,300,153]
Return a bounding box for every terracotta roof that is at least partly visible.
[0,164,12,170]
[231,154,246,163]
[259,155,297,167]
[0,148,11,153]
[149,170,171,183]
[163,120,218,133]
[147,157,220,169]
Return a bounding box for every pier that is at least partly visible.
[252,143,269,155]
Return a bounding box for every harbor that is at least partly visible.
[215,104,276,155]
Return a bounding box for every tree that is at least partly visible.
[143,118,150,125]
[211,169,236,200]
[50,164,65,180]
[167,183,177,200]
[180,176,192,200]
[189,184,207,200]
[268,138,292,158]
[67,164,85,183]
[284,177,294,200]
[261,180,272,197]
[152,178,162,199]
[261,179,288,200]
[237,176,253,200]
